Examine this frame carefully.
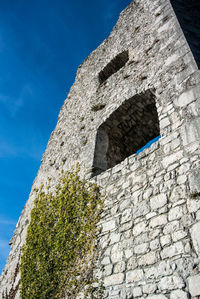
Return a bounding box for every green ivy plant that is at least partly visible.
[20,167,104,299]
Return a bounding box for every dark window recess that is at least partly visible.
[170,0,200,69]
[99,51,129,84]
[92,90,160,176]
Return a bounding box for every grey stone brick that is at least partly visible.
[104,273,124,286]
[158,275,185,291]
[168,206,183,221]
[170,290,188,299]
[150,194,167,210]
[190,222,200,257]
[133,286,142,297]
[188,274,200,296]
[138,251,157,266]
[161,242,184,259]
[150,214,168,228]
[126,269,144,283]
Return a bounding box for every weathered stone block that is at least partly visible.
[143,188,153,200]
[150,194,167,210]
[170,290,188,299]
[109,289,120,297]
[134,243,149,254]
[172,230,187,242]
[101,256,110,265]
[134,232,149,245]
[160,234,171,247]
[132,221,147,236]
[121,208,132,224]
[160,117,170,129]
[103,264,113,276]
[162,151,183,168]
[119,198,131,211]
[126,269,144,283]
[111,251,123,263]
[149,229,161,240]
[190,222,200,256]
[163,220,180,234]
[175,86,200,107]
[138,251,157,266]
[104,273,124,286]
[161,242,184,259]
[158,275,185,291]
[182,119,200,146]
[188,274,200,296]
[119,220,133,232]
[114,261,125,274]
[110,232,121,245]
[143,283,157,294]
[165,54,179,66]
[170,186,186,202]
[187,198,200,213]
[127,256,137,271]
[188,169,200,194]
[150,238,160,250]
[177,175,187,185]
[132,201,150,219]
[133,286,142,297]
[150,214,168,228]
[168,206,183,221]
[102,219,116,232]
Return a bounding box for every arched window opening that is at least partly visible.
[92,90,160,176]
[99,51,129,84]
[170,0,200,68]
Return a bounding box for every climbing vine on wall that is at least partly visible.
[20,167,104,299]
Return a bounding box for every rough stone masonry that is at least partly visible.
[1,0,200,298]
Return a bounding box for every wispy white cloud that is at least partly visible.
[11,84,33,118]
[0,84,33,118]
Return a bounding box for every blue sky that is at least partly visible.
[0,0,132,273]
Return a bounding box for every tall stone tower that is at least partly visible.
[1,0,200,298]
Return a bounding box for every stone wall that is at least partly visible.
[0,0,200,298]
[93,140,200,298]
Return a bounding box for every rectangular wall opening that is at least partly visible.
[99,51,129,84]
[92,90,160,176]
